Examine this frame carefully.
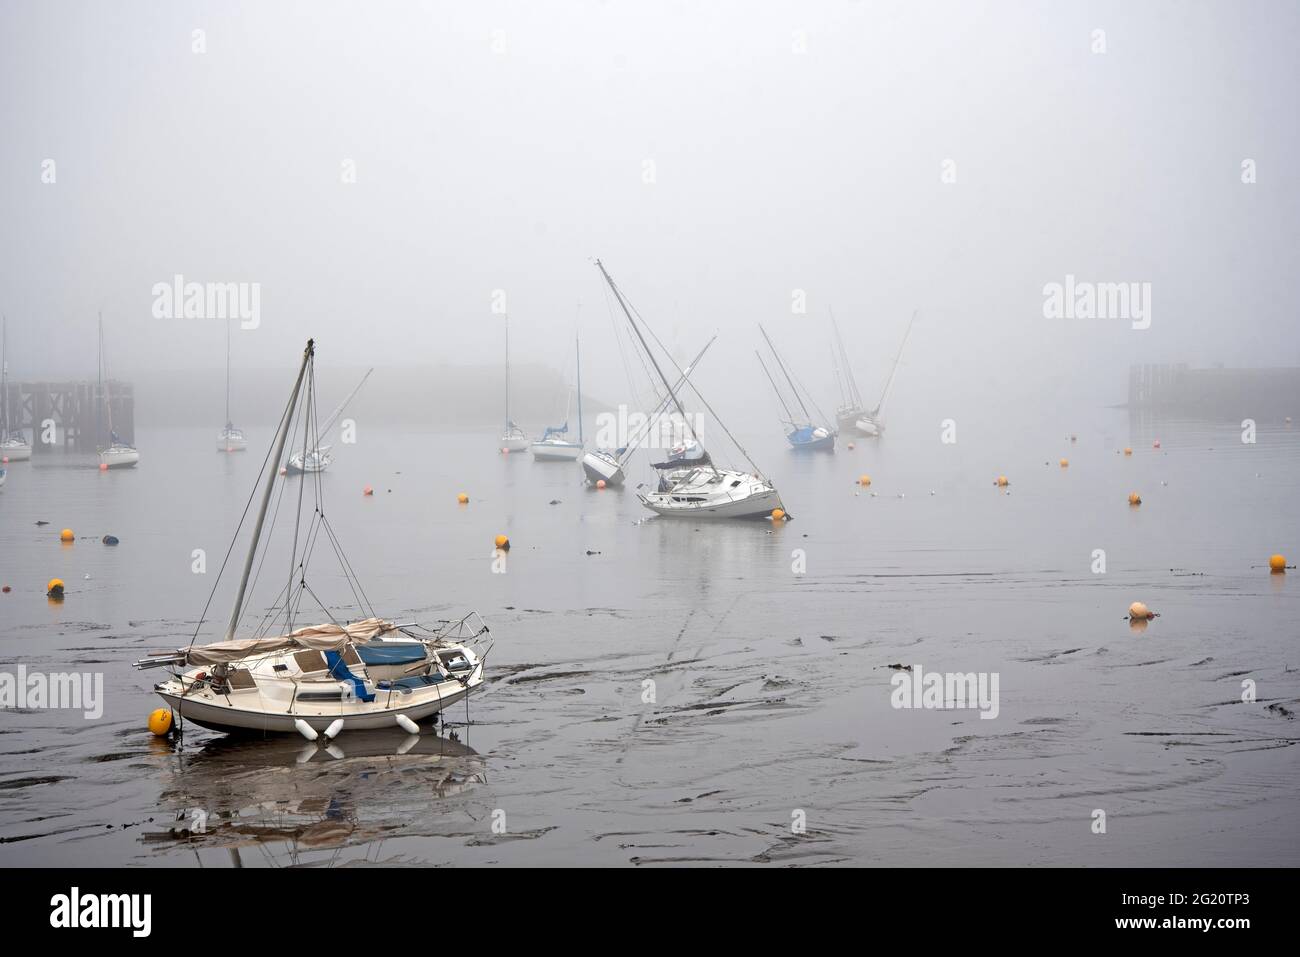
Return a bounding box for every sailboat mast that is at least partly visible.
[224,318,232,426]
[1,315,7,438]
[224,339,314,641]
[756,350,794,422]
[759,324,811,422]
[596,260,694,434]
[873,309,917,415]
[575,333,583,445]
[504,315,510,426]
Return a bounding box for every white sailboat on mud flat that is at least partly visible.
[530,334,585,461]
[0,316,31,462]
[217,318,246,452]
[97,314,139,468]
[595,259,785,520]
[135,340,490,738]
[499,315,529,452]
[285,367,372,474]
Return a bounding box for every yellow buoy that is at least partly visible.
[60,528,74,542]
[995,475,1009,487]
[1128,492,1141,506]
[1059,458,1069,468]
[1269,553,1287,573]
[1128,601,1153,620]
[771,508,786,521]
[46,578,65,596]
[858,474,871,486]
[457,492,469,504]
[1124,447,1133,456]
[494,534,510,550]
[148,708,172,736]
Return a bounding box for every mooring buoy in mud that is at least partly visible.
[1128,601,1157,620]
[858,474,871,486]
[457,492,469,504]
[1270,553,1287,573]
[1059,458,1069,468]
[495,534,510,551]
[147,709,172,736]
[1129,491,1142,506]
[60,528,74,542]
[46,578,65,600]
[771,508,786,522]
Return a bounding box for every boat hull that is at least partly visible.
[582,450,625,485]
[787,428,836,451]
[157,683,473,735]
[853,416,882,437]
[100,446,140,468]
[531,442,583,461]
[500,435,530,452]
[218,431,247,452]
[637,471,784,519]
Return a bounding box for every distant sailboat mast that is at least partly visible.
[575,332,583,446]
[759,324,812,425]
[756,350,795,424]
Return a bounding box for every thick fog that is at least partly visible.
[2,0,1297,422]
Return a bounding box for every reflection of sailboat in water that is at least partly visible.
[144,730,484,860]
[96,314,139,468]
[285,367,372,474]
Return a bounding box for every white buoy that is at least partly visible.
[294,719,318,741]
[396,714,420,734]
[324,718,344,740]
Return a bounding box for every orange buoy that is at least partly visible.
[457,492,469,504]
[1059,458,1069,468]
[1128,492,1141,506]
[147,709,172,736]
[1124,447,1133,456]
[363,486,374,496]
[59,528,74,542]
[995,475,1009,487]
[771,508,786,521]
[1128,601,1155,620]
[98,462,108,471]
[858,475,871,486]
[46,578,65,599]
[1269,554,1287,573]
[596,479,606,489]
[501,447,510,455]
[494,534,510,550]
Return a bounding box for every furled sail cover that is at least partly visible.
[182,618,398,666]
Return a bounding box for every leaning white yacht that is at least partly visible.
[595,259,786,520]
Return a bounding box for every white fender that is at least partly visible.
[396,714,419,734]
[294,719,318,741]
[324,718,344,740]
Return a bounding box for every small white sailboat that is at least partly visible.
[596,260,785,520]
[530,334,584,461]
[0,317,31,462]
[135,340,490,738]
[217,319,246,452]
[96,314,139,469]
[830,309,868,435]
[855,310,917,437]
[499,316,529,452]
[285,368,372,474]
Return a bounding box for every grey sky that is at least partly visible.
[2,0,1296,412]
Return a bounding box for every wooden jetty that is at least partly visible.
[0,379,134,453]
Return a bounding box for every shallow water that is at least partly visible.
[1,404,1298,866]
